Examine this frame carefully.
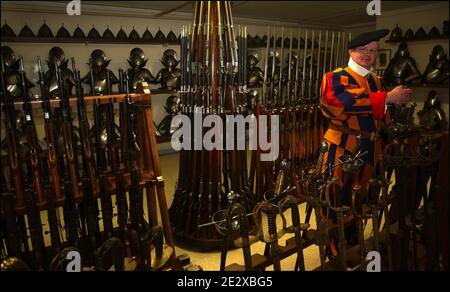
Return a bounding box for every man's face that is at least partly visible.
[349,41,379,69]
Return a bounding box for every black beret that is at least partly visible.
[348,29,390,49]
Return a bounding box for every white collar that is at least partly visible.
[348,57,373,77]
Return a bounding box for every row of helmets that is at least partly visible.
[1,21,179,42]
[383,42,449,85]
[388,21,448,41]
[1,45,181,99]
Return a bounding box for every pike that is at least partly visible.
[299,29,308,167]
[335,31,341,69]
[304,30,315,167]
[283,28,293,162]
[170,26,186,226]
[329,31,335,73]
[312,30,322,163]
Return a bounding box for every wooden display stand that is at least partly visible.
[1,82,177,270]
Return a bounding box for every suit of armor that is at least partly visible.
[126,48,155,92]
[154,50,181,90]
[44,47,75,98]
[81,49,118,95]
[383,42,421,85]
[1,46,34,100]
[422,45,449,84]
[418,90,448,131]
[247,53,264,86]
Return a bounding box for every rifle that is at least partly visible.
[0,56,26,214]
[71,58,102,264]
[55,60,83,248]
[89,60,114,241]
[37,57,64,208]
[56,60,82,203]
[19,58,47,210]
[23,181,46,270]
[1,191,22,258]
[114,68,132,256]
[124,72,150,269]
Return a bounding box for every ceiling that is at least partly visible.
[86,1,446,28]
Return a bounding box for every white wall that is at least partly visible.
[376,2,449,123]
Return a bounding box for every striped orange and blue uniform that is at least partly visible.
[320,65,388,204]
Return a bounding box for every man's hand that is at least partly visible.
[386,85,412,104]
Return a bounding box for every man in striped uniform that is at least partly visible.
[320,29,412,208]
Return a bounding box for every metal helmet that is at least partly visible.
[164,95,181,114]
[424,90,441,110]
[154,28,166,42]
[56,24,71,38]
[414,27,427,39]
[18,23,35,38]
[73,24,86,38]
[247,51,260,67]
[161,54,179,68]
[163,49,178,60]
[1,46,17,68]
[102,25,115,40]
[389,24,402,41]
[166,29,178,42]
[116,26,127,39]
[430,45,446,61]
[48,46,66,65]
[129,26,140,40]
[428,26,440,38]
[1,21,16,37]
[247,34,254,46]
[90,49,107,67]
[37,21,54,38]
[403,28,414,40]
[253,35,262,46]
[129,48,147,67]
[141,26,153,41]
[397,41,410,57]
[261,35,268,46]
[87,25,101,39]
